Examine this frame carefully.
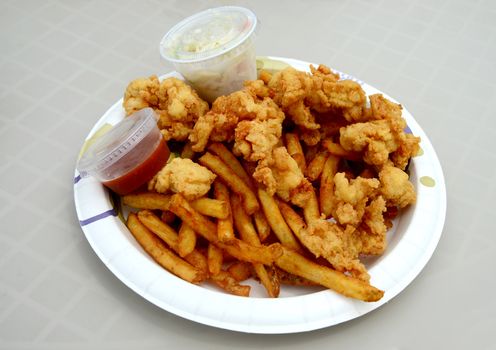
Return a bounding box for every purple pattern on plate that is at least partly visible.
[79,209,117,226]
[74,174,82,184]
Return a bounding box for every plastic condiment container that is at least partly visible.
[77,108,170,195]
[159,6,258,102]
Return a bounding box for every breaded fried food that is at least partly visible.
[332,172,380,226]
[253,147,312,208]
[120,62,421,301]
[123,76,209,141]
[189,88,285,152]
[299,218,369,282]
[123,75,160,114]
[358,196,388,255]
[265,64,366,145]
[267,67,321,133]
[379,165,416,208]
[233,118,283,163]
[148,158,216,200]
[339,94,420,169]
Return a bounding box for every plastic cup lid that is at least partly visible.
[160,6,257,63]
[77,108,158,177]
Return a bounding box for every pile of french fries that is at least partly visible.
[124,139,384,302]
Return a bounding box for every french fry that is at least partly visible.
[123,192,227,219]
[138,210,179,249]
[168,194,282,265]
[304,145,319,164]
[210,270,251,297]
[207,243,223,275]
[123,192,171,211]
[275,246,384,302]
[277,200,306,242]
[126,212,205,284]
[227,261,253,282]
[208,143,252,186]
[207,146,271,241]
[306,150,329,181]
[257,188,302,252]
[253,210,271,242]
[231,195,280,298]
[198,152,259,215]
[183,250,209,276]
[303,186,320,224]
[320,154,340,218]
[213,181,234,242]
[180,141,195,159]
[177,222,196,258]
[276,267,318,286]
[137,210,207,275]
[285,133,306,173]
[189,197,228,219]
[322,139,361,161]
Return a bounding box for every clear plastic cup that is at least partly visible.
[159,6,258,102]
[77,108,170,195]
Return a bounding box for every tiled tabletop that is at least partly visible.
[1,0,495,348]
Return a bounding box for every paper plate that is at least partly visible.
[73,56,446,334]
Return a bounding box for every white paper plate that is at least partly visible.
[73,56,446,334]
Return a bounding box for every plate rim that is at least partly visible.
[73,56,447,334]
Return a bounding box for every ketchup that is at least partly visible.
[103,138,170,195]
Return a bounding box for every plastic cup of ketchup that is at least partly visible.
[77,108,170,195]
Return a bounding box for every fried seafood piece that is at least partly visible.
[339,94,420,168]
[378,165,416,208]
[188,111,237,152]
[309,79,366,117]
[299,219,370,281]
[148,158,216,200]
[339,119,400,166]
[266,65,367,145]
[123,76,209,141]
[253,147,312,207]
[233,118,283,162]
[123,76,160,114]
[267,67,321,132]
[369,94,402,121]
[332,172,380,226]
[243,79,271,99]
[189,89,285,152]
[358,196,388,255]
[391,132,420,170]
[156,78,209,141]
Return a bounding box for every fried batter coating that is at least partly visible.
[339,94,420,169]
[156,78,209,141]
[339,119,400,166]
[300,219,369,281]
[123,76,160,114]
[148,158,216,200]
[189,88,284,152]
[379,165,416,208]
[233,118,283,162]
[253,147,312,207]
[267,67,321,132]
[123,76,208,141]
[332,172,380,226]
[266,65,366,144]
[358,196,388,255]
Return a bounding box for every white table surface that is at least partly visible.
[1,0,495,349]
